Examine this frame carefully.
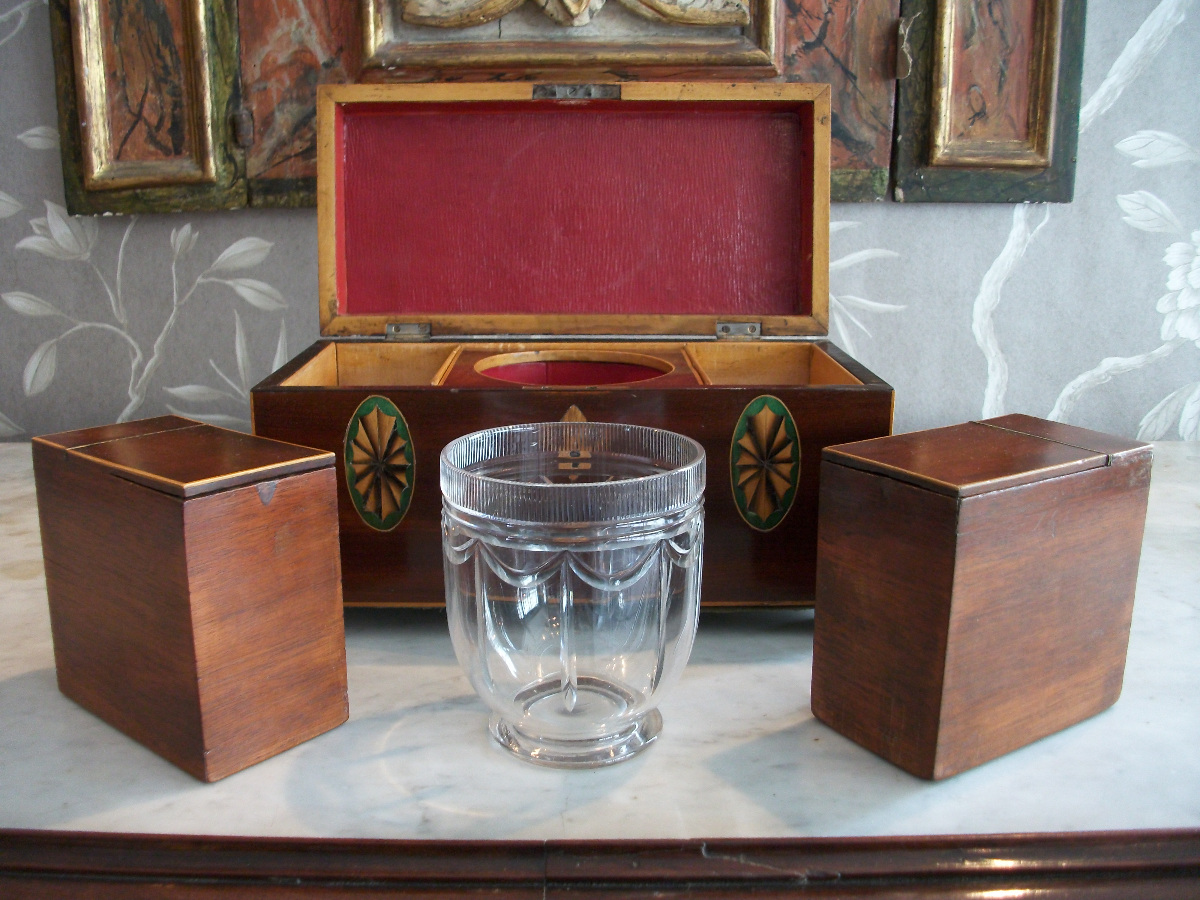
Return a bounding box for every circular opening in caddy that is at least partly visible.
[475,350,673,387]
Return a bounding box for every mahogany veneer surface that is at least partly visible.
[32,416,349,781]
[811,414,1153,779]
[254,340,893,608]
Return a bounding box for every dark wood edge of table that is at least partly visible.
[2,828,1198,897]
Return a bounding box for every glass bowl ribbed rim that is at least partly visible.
[440,422,705,526]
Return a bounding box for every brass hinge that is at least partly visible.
[386,323,432,341]
[231,106,254,149]
[716,322,761,339]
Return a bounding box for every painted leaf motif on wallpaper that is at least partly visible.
[234,309,250,391]
[827,224,904,358]
[1138,382,1200,441]
[14,125,58,150]
[164,384,230,403]
[210,237,273,272]
[1183,385,1200,440]
[0,0,42,49]
[1078,0,1191,134]
[16,202,98,260]
[163,405,246,427]
[223,277,287,311]
[3,291,59,317]
[6,207,289,424]
[170,223,199,257]
[1158,230,1200,343]
[0,410,23,438]
[0,191,21,218]
[23,339,57,396]
[1117,191,1185,235]
[167,320,288,429]
[273,321,288,370]
[1116,131,1200,168]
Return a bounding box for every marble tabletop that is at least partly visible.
[1,441,1197,841]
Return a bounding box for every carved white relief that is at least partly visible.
[398,0,747,28]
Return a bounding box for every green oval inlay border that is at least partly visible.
[730,394,800,533]
[344,395,414,532]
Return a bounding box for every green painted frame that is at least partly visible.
[49,0,246,215]
[891,0,1086,203]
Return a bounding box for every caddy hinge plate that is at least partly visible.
[715,321,762,339]
[385,323,432,341]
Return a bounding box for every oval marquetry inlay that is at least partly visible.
[730,395,799,533]
[344,396,414,532]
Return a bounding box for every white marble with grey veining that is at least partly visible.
[0,442,1197,840]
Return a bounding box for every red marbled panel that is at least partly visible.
[239,0,361,182]
[99,0,194,163]
[781,0,898,172]
[946,0,1038,145]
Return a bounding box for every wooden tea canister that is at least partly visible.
[810,414,1153,780]
[33,416,348,782]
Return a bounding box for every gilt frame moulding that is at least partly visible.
[891,0,1086,202]
[359,0,779,75]
[49,0,246,215]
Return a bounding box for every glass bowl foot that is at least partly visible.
[489,708,662,768]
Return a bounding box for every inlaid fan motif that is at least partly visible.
[345,396,414,531]
[731,395,799,532]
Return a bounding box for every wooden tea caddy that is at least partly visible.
[251,82,894,608]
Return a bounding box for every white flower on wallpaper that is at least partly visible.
[1035,0,1198,438]
[1049,131,1200,441]
[2,203,289,426]
[827,221,904,357]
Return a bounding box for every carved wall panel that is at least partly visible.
[780,0,899,200]
[237,0,361,206]
[361,0,777,74]
[50,0,244,214]
[49,0,1085,211]
[892,0,1085,202]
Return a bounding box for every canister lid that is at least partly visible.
[39,416,333,498]
[820,414,1149,498]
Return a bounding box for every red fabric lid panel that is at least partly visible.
[337,101,812,319]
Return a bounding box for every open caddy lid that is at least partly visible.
[317,82,831,340]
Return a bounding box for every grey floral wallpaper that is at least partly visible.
[1,0,1197,441]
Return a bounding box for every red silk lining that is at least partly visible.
[336,101,812,320]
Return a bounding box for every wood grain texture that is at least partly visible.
[811,419,1152,780]
[183,467,347,781]
[34,436,205,776]
[33,419,347,781]
[811,462,957,776]
[822,420,1107,497]
[1,829,1198,897]
[252,339,892,608]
